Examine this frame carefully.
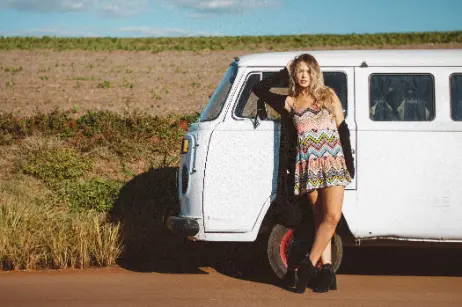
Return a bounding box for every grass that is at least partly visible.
[4,66,23,73]
[0,175,121,270]
[5,79,14,88]
[72,76,94,81]
[122,77,135,88]
[97,80,111,89]
[0,31,461,51]
[0,110,199,270]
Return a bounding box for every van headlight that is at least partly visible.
[181,138,189,154]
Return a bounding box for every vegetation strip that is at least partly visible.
[1,31,461,51]
[0,110,198,271]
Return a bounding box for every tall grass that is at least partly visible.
[1,31,461,51]
[0,176,121,270]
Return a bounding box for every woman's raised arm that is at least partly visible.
[252,67,292,116]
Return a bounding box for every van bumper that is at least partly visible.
[165,216,200,236]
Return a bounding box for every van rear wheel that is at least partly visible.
[267,224,343,280]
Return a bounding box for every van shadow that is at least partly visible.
[338,245,462,277]
[110,167,462,280]
[109,167,274,279]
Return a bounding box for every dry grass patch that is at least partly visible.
[0,175,121,270]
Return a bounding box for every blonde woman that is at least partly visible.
[253,54,354,293]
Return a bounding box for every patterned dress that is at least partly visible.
[292,105,351,195]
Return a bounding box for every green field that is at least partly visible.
[1,31,461,51]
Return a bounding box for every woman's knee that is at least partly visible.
[323,210,342,226]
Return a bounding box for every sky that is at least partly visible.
[0,0,461,37]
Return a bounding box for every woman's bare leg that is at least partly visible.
[309,190,332,265]
[321,240,332,265]
[308,186,344,266]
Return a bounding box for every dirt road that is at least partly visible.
[1,245,462,307]
[1,266,461,307]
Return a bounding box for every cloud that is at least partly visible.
[2,0,278,16]
[160,0,279,14]
[3,0,148,17]
[118,26,219,37]
[99,2,149,17]
[0,25,218,38]
[5,27,99,37]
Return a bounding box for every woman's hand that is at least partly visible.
[285,60,293,74]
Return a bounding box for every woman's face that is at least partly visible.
[295,61,311,89]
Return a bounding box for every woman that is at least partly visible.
[252,53,354,294]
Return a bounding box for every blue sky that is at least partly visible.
[0,0,461,37]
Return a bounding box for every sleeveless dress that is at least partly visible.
[292,105,352,195]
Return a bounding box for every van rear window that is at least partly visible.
[450,74,462,121]
[369,74,435,121]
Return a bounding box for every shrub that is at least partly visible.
[18,146,92,187]
[64,178,122,212]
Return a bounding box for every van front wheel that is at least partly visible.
[267,224,343,280]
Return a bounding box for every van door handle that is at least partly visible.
[352,149,356,154]
[191,142,199,174]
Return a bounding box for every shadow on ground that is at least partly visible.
[110,167,462,284]
[109,167,274,282]
[339,245,462,277]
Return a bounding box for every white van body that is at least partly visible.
[168,50,462,247]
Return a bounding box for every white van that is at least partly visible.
[166,49,462,278]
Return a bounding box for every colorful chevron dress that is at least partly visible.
[292,105,351,195]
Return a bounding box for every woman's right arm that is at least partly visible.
[252,67,292,115]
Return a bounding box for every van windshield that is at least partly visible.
[199,63,237,122]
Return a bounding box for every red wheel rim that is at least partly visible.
[280,229,294,268]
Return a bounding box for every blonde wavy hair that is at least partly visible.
[289,53,334,114]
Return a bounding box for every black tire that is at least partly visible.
[267,224,343,280]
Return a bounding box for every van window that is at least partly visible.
[234,71,348,120]
[370,74,435,121]
[324,72,348,117]
[235,73,264,119]
[199,63,237,122]
[450,74,462,121]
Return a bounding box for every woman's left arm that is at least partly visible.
[330,89,345,127]
[330,89,355,179]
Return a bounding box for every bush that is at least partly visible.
[0,110,76,145]
[18,147,92,187]
[65,178,122,212]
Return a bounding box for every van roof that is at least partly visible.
[236,49,462,67]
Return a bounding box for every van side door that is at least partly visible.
[202,68,280,233]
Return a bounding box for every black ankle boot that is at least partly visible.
[295,255,318,294]
[282,268,297,288]
[314,263,336,293]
